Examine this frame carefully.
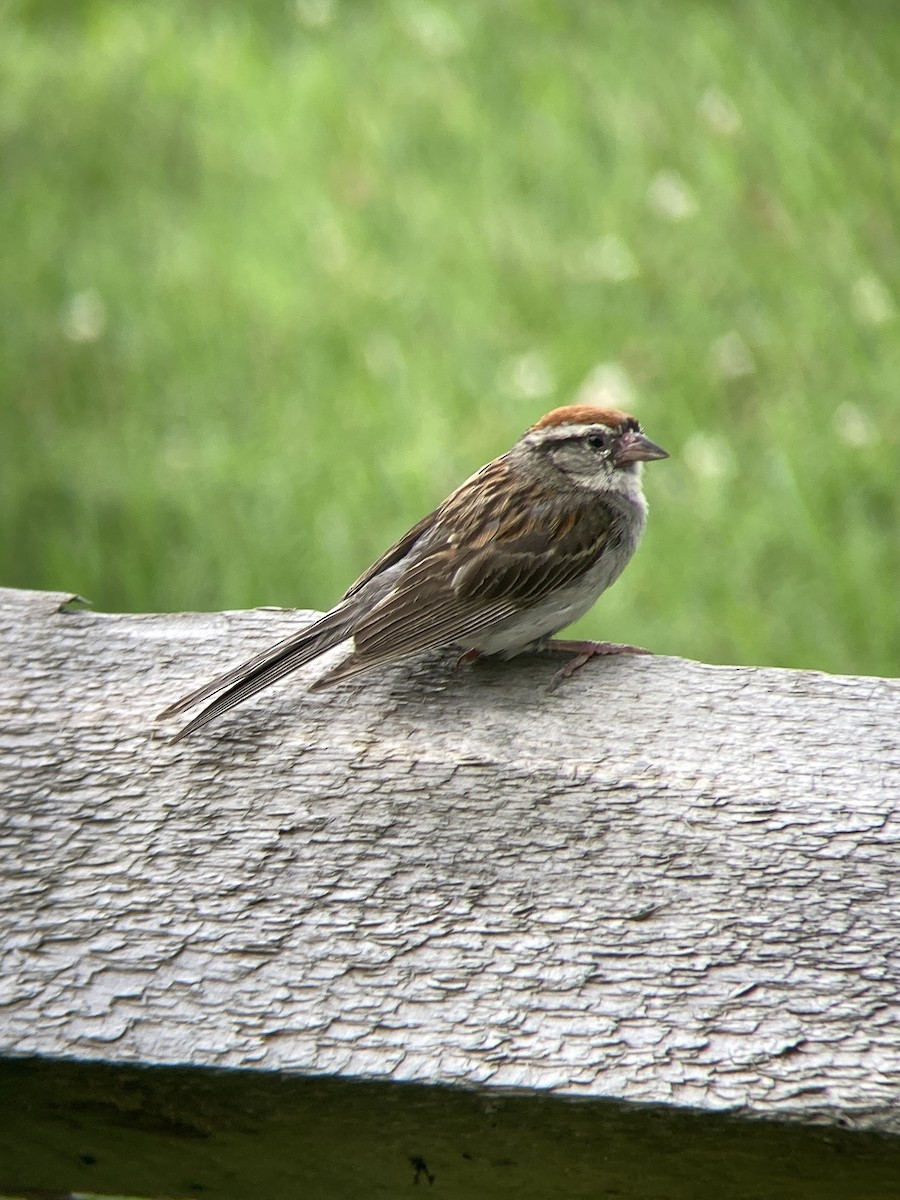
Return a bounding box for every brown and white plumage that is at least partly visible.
[160,405,668,741]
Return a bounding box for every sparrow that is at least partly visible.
[160,404,668,741]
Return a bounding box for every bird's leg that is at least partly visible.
[545,638,651,689]
[454,648,483,672]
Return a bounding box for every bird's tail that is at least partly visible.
[158,606,356,742]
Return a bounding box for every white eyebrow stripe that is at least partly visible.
[525,423,618,444]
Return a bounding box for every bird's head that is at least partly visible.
[517,404,669,497]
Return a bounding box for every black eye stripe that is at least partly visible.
[539,419,642,452]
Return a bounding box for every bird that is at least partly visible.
[160,404,668,741]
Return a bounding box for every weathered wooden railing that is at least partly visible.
[1,585,899,1198]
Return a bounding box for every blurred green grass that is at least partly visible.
[2,0,899,676]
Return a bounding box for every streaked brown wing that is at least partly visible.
[452,506,612,605]
[351,457,614,663]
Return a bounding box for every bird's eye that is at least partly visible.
[586,432,608,451]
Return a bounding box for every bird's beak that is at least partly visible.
[612,431,669,466]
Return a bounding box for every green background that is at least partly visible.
[3,0,899,676]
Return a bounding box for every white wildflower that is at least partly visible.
[698,89,742,136]
[498,351,554,400]
[294,0,336,27]
[646,171,697,221]
[708,331,756,380]
[574,234,639,283]
[574,362,636,409]
[682,432,734,480]
[851,275,894,326]
[399,2,463,54]
[62,290,106,343]
[832,402,877,447]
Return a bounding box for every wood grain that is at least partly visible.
[2,585,899,1137]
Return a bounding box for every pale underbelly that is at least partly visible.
[468,544,635,656]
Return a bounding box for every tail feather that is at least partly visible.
[158,624,321,721]
[306,641,441,692]
[307,651,383,693]
[161,607,355,742]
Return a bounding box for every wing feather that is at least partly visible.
[347,457,615,665]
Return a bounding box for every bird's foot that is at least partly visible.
[546,639,651,690]
[454,648,484,672]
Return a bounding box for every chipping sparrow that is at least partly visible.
[161,404,668,741]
